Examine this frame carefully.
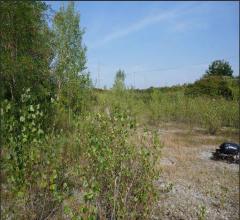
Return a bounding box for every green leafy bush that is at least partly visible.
[1,89,68,219]
[185,76,233,100]
[66,107,162,219]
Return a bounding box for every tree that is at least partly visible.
[52,1,91,113]
[0,1,53,102]
[112,69,126,91]
[204,60,233,78]
[52,2,88,88]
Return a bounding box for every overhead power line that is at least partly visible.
[128,56,238,74]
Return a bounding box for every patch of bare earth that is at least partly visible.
[149,123,239,220]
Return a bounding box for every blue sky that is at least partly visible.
[46,1,239,89]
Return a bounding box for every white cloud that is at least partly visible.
[89,11,177,49]
[89,3,206,49]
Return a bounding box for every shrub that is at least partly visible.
[65,106,162,219]
[185,76,233,100]
[1,89,68,219]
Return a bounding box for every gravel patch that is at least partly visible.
[199,150,213,160]
[154,178,239,220]
[160,157,176,166]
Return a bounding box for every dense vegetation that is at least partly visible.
[1,2,161,219]
[1,1,239,219]
[97,82,238,135]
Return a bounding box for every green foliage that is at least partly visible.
[149,89,187,124]
[185,60,236,100]
[0,1,54,102]
[112,69,126,92]
[204,60,233,78]
[52,1,91,114]
[227,77,239,101]
[96,86,239,133]
[197,205,207,220]
[1,1,163,219]
[185,76,233,100]
[70,108,161,219]
[52,2,87,77]
[149,88,162,123]
[1,89,68,219]
[202,101,222,135]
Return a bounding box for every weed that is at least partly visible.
[197,205,207,220]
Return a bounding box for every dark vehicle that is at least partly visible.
[212,142,240,163]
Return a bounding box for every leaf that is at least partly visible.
[29,105,34,112]
[63,182,68,189]
[40,180,47,188]
[20,116,25,122]
[38,129,44,135]
[50,183,56,191]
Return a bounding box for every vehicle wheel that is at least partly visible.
[227,155,234,163]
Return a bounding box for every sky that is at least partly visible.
[46,1,239,89]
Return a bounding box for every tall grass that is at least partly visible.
[96,88,239,134]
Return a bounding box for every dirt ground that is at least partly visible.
[149,122,239,220]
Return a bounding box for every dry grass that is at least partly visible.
[139,122,239,220]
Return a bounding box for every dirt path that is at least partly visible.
[151,123,239,220]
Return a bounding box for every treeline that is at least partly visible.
[106,60,239,101]
[98,60,239,134]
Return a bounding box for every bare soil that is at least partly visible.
[150,123,239,220]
